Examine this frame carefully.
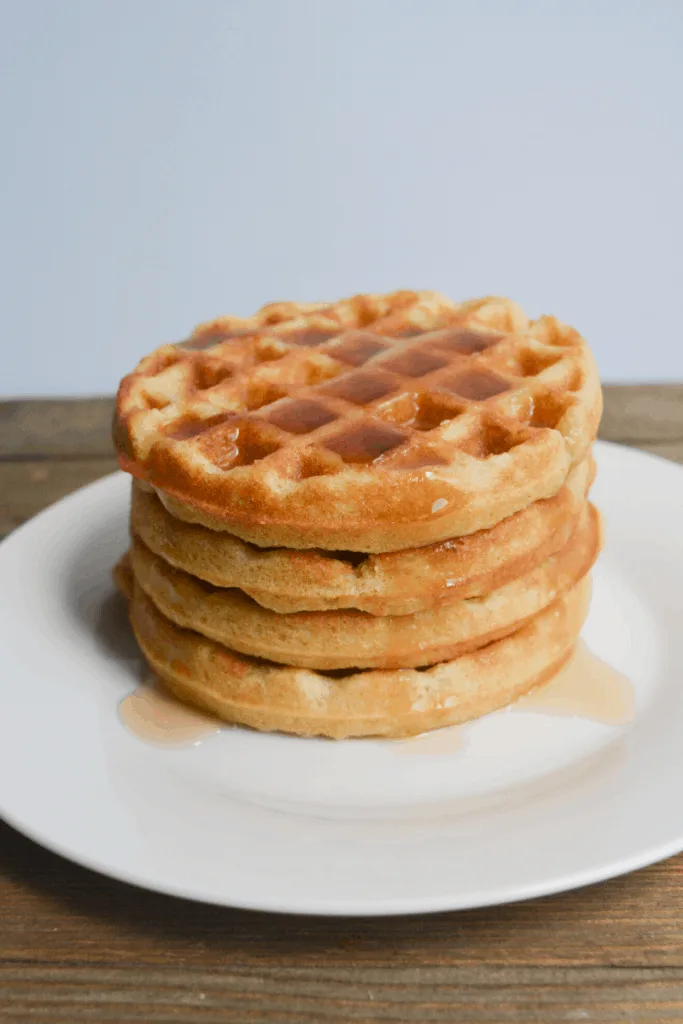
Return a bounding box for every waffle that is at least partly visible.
[127,571,592,738]
[130,455,594,615]
[128,502,599,670]
[114,290,601,552]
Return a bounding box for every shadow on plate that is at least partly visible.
[59,511,142,672]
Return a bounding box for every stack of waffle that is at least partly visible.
[113,290,602,738]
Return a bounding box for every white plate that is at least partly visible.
[0,441,682,916]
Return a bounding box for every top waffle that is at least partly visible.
[114,290,601,551]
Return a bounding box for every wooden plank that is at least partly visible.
[0,398,115,458]
[0,962,682,1023]
[0,459,119,537]
[1,821,683,970]
[0,386,682,461]
[600,385,683,443]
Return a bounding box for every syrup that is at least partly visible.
[513,642,635,725]
[265,399,337,435]
[381,348,448,378]
[391,643,634,757]
[388,452,449,471]
[431,327,503,354]
[322,370,398,406]
[167,412,236,442]
[285,327,338,347]
[324,422,406,463]
[391,726,464,756]
[331,334,389,366]
[119,646,634,751]
[441,369,511,401]
[119,679,222,747]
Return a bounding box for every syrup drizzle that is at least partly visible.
[392,642,635,756]
[119,644,634,750]
[119,678,222,747]
[391,726,465,756]
[513,641,635,725]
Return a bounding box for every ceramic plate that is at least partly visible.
[0,441,682,916]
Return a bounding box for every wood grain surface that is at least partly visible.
[1,388,683,1023]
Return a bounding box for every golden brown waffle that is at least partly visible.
[130,455,594,615]
[115,290,601,551]
[128,502,600,670]
[127,573,592,738]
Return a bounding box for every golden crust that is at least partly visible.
[130,455,594,615]
[128,502,600,670]
[127,573,592,738]
[114,291,601,552]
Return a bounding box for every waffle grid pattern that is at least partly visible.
[118,296,591,478]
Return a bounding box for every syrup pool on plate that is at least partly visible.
[119,643,635,751]
[512,641,635,725]
[119,678,222,747]
[391,642,635,756]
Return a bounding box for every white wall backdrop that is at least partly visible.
[0,0,681,395]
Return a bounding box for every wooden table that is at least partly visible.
[2,388,683,1023]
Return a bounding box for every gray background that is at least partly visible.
[1,0,681,396]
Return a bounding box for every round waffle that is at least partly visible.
[129,502,600,670]
[130,455,594,615]
[127,573,592,738]
[114,290,601,552]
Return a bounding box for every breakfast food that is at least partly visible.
[129,454,594,615]
[123,563,592,739]
[114,290,602,737]
[128,502,599,670]
[115,291,600,550]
